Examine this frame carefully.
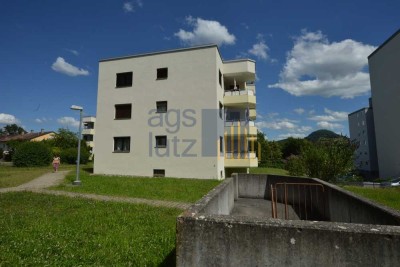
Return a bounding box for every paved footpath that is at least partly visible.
[0,171,191,210]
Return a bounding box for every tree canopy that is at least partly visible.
[0,124,26,135]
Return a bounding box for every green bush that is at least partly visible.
[286,155,306,176]
[60,147,90,164]
[13,142,52,167]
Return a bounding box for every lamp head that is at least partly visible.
[70,105,83,111]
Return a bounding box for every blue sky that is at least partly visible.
[0,0,399,140]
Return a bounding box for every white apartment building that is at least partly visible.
[94,45,257,179]
[369,29,400,178]
[82,116,96,154]
[348,99,378,178]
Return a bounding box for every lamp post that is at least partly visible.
[70,105,83,185]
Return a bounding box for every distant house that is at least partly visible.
[82,116,96,155]
[0,130,56,152]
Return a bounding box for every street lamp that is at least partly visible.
[70,105,83,185]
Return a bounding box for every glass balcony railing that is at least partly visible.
[225,152,257,159]
[224,89,255,96]
[225,120,255,127]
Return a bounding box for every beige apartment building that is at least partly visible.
[369,29,400,178]
[94,45,258,179]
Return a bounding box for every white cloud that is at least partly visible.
[278,133,306,139]
[309,108,348,122]
[256,119,297,130]
[0,113,20,124]
[294,108,305,115]
[123,1,144,12]
[298,126,312,133]
[51,57,89,77]
[35,117,49,124]
[248,41,269,60]
[57,117,80,128]
[317,121,343,130]
[174,16,236,46]
[269,30,376,98]
[67,49,79,56]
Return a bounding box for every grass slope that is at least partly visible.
[0,192,180,266]
[343,186,400,211]
[249,167,288,176]
[53,169,221,203]
[0,164,78,188]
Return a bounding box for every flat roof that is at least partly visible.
[99,44,255,63]
[368,29,400,59]
[348,107,369,117]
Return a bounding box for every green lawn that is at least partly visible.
[0,164,78,188]
[249,167,289,176]
[0,192,179,266]
[53,169,221,203]
[343,186,400,211]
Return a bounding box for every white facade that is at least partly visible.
[94,45,257,179]
[369,30,400,178]
[348,100,378,177]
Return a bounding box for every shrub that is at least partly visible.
[286,155,305,176]
[60,147,90,164]
[13,142,52,167]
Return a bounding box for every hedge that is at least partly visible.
[13,142,52,167]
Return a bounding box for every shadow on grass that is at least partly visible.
[159,248,176,267]
[82,167,93,174]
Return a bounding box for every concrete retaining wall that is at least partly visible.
[186,178,235,216]
[177,215,400,267]
[176,173,400,266]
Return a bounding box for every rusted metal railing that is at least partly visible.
[271,183,325,220]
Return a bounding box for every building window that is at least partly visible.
[115,104,132,119]
[220,136,224,153]
[114,137,130,152]
[155,136,167,148]
[116,72,133,88]
[154,169,165,177]
[219,102,223,119]
[226,111,240,121]
[83,135,93,141]
[156,101,167,113]
[157,68,168,79]
[219,70,222,87]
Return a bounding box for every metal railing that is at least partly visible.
[225,152,257,159]
[225,120,255,127]
[224,89,255,96]
[270,183,325,220]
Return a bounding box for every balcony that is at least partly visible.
[85,141,94,148]
[224,120,257,136]
[249,109,256,120]
[223,60,255,79]
[223,89,256,108]
[224,152,258,168]
[82,128,95,135]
